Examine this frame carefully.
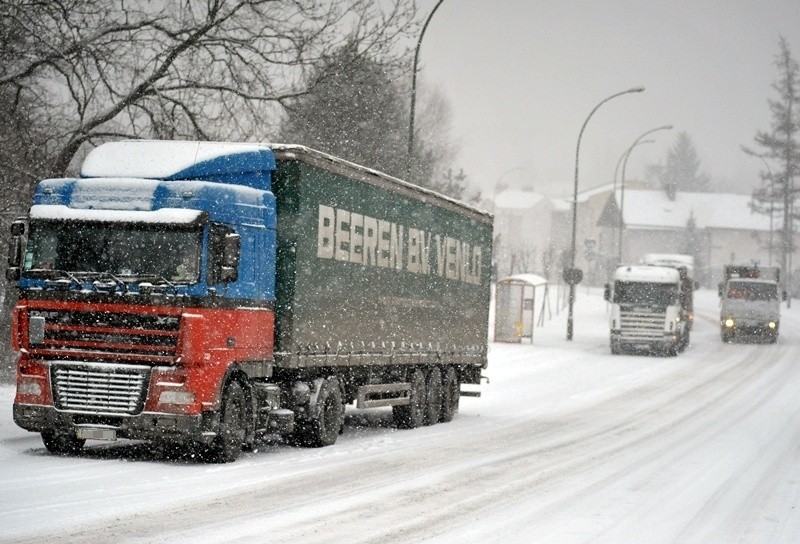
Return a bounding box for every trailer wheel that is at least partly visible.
[41,431,85,455]
[203,381,246,463]
[425,367,443,425]
[440,366,459,423]
[290,377,344,448]
[393,368,426,429]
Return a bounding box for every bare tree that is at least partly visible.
[0,0,419,176]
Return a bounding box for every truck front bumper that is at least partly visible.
[611,332,680,353]
[13,403,220,444]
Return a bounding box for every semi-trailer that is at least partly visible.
[7,140,493,462]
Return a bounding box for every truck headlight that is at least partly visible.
[768,321,777,329]
[724,318,735,328]
[17,381,42,396]
[159,391,196,405]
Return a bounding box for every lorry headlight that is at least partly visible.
[724,318,735,328]
[17,381,42,396]
[768,321,777,329]
[159,391,196,405]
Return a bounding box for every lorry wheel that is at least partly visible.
[41,431,85,455]
[298,377,345,448]
[203,381,246,463]
[393,368,426,429]
[440,366,459,423]
[425,367,443,425]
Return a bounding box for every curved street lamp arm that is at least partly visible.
[407,0,446,167]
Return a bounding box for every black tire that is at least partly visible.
[393,368,426,429]
[425,367,443,426]
[203,381,246,463]
[610,341,622,355]
[291,377,344,448]
[41,431,85,455]
[440,366,459,423]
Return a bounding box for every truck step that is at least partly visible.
[356,383,410,409]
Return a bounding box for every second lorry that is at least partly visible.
[605,264,689,356]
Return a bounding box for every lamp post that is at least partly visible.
[612,138,654,261]
[407,0,445,178]
[566,86,645,341]
[617,125,673,263]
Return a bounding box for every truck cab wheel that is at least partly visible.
[393,368,426,429]
[425,367,443,425]
[440,367,460,423]
[41,431,85,455]
[202,381,246,463]
[289,377,344,448]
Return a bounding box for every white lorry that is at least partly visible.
[604,265,688,356]
[719,265,783,343]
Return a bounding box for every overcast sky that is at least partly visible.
[416,0,800,198]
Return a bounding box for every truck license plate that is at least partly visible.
[76,427,117,441]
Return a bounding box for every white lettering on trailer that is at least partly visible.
[316,204,482,284]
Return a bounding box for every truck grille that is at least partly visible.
[619,310,665,341]
[51,363,150,415]
[29,309,180,363]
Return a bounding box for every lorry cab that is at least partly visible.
[605,265,686,356]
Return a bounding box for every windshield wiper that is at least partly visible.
[36,269,84,290]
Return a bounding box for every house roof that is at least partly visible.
[618,190,773,231]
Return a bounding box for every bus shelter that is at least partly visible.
[493,274,549,343]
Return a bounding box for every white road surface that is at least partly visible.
[1,288,799,543]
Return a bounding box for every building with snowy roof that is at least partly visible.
[597,189,795,286]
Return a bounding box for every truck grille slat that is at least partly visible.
[51,364,150,415]
[30,309,180,361]
[619,311,665,340]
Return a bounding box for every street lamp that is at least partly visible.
[617,125,673,263]
[612,138,654,261]
[566,86,645,341]
[407,0,445,178]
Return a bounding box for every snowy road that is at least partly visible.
[2,289,799,543]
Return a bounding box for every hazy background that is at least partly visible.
[417,0,800,197]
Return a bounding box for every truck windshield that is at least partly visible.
[23,221,203,283]
[614,282,677,306]
[726,281,777,301]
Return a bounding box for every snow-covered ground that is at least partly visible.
[2,288,799,543]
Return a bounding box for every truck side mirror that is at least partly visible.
[7,236,22,268]
[10,219,25,236]
[693,281,700,291]
[717,283,724,297]
[782,290,788,302]
[603,283,611,301]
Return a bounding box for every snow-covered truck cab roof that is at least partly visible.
[642,253,694,279]
[614,265,680,284]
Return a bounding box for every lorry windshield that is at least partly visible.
[614,282,678,306]
[726,281,778,301]
[23,221,203,283]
